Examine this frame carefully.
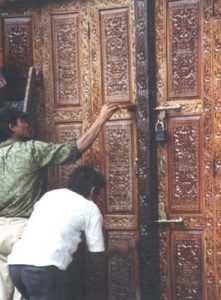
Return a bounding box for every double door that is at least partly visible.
[1,0,138,299]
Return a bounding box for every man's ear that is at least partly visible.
[8,123,15,131]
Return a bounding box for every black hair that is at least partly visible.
[0,118,17,142]
[0,106,30,142]
[68,165,105,198]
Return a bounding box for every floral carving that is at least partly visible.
[104,215,137,229]
[3,17,33,101]
[52,13,80,106]
[172,232,202,300]
[168,118,201,212]
[55,123,82,187]
[105,121,134,213]
[167,1,201,99]
[100,8,131,102]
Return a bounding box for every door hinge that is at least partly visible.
[88,22,91,39]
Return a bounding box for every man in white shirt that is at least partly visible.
[8,165,106,300]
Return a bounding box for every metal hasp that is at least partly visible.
[155,202,183,224]
[153,104,182,112]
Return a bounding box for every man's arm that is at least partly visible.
[76,103,119,154]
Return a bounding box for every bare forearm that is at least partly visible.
[76,103,119,154]
[76,118,105,154]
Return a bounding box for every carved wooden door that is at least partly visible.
[89,2,138,299]
[155,0,221,299]
[1,0,138,299]
[42,2,138,298]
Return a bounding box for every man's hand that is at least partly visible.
[76,103,120,154]
[96,103,120,124]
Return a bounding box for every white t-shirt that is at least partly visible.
[8,188,105,270]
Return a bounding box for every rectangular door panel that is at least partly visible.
[104,120,135,214]
[55,122,82,188]
[168,115,203,213]
[100,8,132,103]
[171,231,203,300]
[51,13,81,107]
[167,0,202,99]
[3,16,33,101]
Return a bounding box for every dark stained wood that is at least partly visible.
[2,16,33,102]
[135,0,160,299]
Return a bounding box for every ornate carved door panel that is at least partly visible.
[1,0,139,299]
[0,7,42,104]
[40,1,91,189]
[155,0,220,299]
[89,1,138,299]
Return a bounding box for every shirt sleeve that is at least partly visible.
[30,140,81,168]
[85,203,105,252]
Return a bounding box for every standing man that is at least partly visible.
[8,165,106,300]
[0,103,119,300]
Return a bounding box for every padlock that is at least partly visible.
[155,120,167,143]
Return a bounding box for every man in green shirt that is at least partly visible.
[0,103,119,300]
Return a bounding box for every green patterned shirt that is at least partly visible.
[0,139,81,217]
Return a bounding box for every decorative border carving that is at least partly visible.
[104,215,137,230]
[211,4,221,298]
[203,2,216,299]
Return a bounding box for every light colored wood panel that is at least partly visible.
[54,122,82,188]
[51,13,81,107]
[104,215,137,230]
[104,120,135,214]
[100,7,131,103]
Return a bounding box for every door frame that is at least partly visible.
[135,0,160,299]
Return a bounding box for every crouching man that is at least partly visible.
[8,166,106,300]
